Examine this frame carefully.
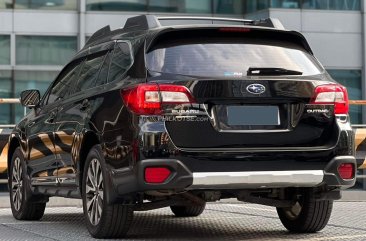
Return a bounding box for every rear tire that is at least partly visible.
[82,145,133,239]
[170,202,206,217]
[277,192,333,233]
[9,147,46,220]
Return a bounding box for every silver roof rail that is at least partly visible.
[157,16,284,29]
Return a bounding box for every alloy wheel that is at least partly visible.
[11,157,23,211]
[85,158,104,226]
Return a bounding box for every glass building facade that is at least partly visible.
[243,0,361,12]
[16,36,77,65]
[0,35,77,123]
[0,0,77,10]
[1,0,361,13]
[0,35,10,65]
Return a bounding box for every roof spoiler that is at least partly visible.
[85,15,285,46]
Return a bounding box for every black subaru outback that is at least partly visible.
[8,15,357,238]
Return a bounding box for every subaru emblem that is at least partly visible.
[246,84,266,94]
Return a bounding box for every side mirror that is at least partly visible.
[20,90,40,108]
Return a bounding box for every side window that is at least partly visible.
[74,52,106,92]
[47,61,82,105]
[94,51,112,87]
[108,42,132,83]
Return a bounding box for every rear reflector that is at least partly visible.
[121,84,195,115]
[145,167,171,183]
[311,84,349,114]
[338,163,354,180]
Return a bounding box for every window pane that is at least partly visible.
[302,0,361,10]
[271,0,300,8]
[327,69,362,124]
[0,35,10,65]
[0,70,12,124]
[147,34,322,78]
[14,71,57,97]
[16,36,77,65]
[14,0,77,10]
[14,71,58,122]
[108,43,132,83]
[214,0,251,14]
[75,54,106,92]
[0,70,11,98]
[150,0,211,13]
[47,63,81,105]
[86,0,147,11]
[241,0,270,14]
[95,51,111,87]
[0,0,12,8]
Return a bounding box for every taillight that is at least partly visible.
[338,163,354,180]
[145,167,171,183]
[121,84,195,115]
[310,84,349,114]
[218,27,251,33]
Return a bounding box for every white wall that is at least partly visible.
[0,10,79,35]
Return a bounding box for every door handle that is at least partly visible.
[79,99,90,111]
[47,112,56,123]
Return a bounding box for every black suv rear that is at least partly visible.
[8,15,357,238]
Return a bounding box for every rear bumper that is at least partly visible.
[110,155,357,197]
[190,170,324,189]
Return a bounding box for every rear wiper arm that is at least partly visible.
[247,67,303,76]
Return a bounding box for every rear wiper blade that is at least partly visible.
[247,67,303,76]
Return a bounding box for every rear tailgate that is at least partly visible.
[164,78,338,149]
[145,27,342,150]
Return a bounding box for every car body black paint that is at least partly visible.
[9,17,356,206]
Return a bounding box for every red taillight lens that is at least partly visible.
[145,167,171,183]
[310,84,349,114]
[218,27,251,33]
[338,163,354,180]
[121,84,195,115]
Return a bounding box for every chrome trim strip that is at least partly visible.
[190,170,324,188]
[178,146,334,153]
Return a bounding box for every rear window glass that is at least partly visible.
[146,33,323,78]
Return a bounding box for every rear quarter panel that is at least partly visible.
[0,129,12,173]
[355,128,366,169]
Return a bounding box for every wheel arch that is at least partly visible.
[7,136,21,177]
[78,131,101,190]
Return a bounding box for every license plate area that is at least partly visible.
[214,105,289,131]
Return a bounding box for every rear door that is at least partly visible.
[54,41,134,186]
[54,49,110,186]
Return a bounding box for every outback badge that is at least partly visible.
[246,84,266,94]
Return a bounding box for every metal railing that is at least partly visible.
[0,98,21,129]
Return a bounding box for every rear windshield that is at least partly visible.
[146,32,323,78]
